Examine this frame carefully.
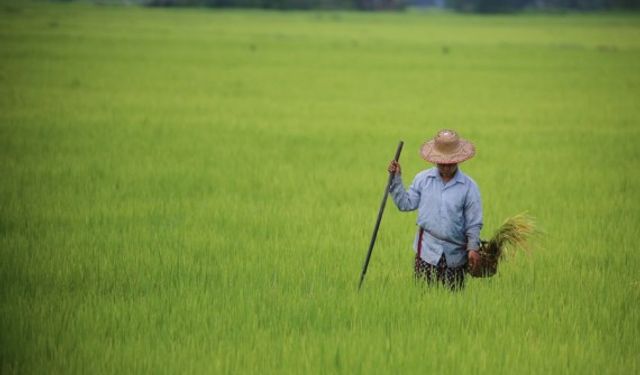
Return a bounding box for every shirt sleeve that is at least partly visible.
[389,173,421,212]
[464,183,483,251]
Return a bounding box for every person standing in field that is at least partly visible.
[387,129,482,290]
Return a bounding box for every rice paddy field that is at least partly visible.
[1,1,640,373]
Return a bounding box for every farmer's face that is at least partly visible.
[437,163,458,178]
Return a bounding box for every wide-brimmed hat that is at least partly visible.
[420,129,476,164]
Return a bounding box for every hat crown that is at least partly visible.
[434,129,460,154]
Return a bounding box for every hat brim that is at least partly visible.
[420,139,476,164]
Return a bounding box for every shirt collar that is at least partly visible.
[426,167,466,185]
[453,168,466,184]
[425,168,439,178]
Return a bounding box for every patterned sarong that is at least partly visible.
[414,255,465,291]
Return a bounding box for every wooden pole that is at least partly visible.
[358,141,404,290]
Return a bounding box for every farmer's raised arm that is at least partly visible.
[388,163,421,211]
[464,181,483,251]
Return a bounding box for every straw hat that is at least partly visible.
[420,129,476,164]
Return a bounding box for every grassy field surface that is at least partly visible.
[1,2,639,373]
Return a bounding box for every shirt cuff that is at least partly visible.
[390,173,402,187]
[466,236,480,251]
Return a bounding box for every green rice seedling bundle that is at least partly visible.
[468,213,537,278]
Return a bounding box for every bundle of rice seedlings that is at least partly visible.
[468,213,537,278]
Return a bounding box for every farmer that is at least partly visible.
[387,129,482,290]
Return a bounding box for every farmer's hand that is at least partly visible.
[468,250,480,269]
[388,160,401,175]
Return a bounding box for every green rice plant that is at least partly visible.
[1,2,639,374]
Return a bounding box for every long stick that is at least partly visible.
[358,141,404,290]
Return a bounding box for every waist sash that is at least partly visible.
[421,227,466,247]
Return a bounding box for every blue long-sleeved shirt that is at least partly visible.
[389,167,483,268]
